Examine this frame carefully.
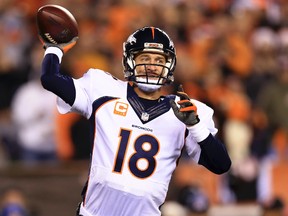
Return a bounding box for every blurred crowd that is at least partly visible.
[1,0,288,215]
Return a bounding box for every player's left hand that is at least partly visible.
[170,85,200,126]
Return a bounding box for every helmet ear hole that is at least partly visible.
[122,26,177,84]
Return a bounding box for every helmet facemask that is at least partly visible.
[135,63,169,85]
[126,52,174,82]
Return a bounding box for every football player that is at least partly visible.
[40,26,231,216]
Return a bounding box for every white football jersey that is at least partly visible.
[57,69,217,216]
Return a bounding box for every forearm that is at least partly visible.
[41,47,76,106]
[198,134,231,174]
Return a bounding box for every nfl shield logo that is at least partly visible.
[141,112,149,121]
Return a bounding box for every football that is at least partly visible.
[36,4,78,44]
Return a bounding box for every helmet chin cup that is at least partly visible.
[137,83,161,92]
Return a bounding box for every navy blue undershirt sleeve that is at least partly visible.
[41,53,76,106]
[198,134,231,174]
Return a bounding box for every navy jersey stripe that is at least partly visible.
[89,96,119,147]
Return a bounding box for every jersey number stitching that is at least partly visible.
[113,128,159,178]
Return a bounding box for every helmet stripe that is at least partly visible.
[151,27,155,39]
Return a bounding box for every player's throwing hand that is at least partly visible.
[170,85,200,126]
[39,36,78,54]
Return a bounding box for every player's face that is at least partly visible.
[134,52,167,84]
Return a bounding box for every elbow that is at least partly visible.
[214,158,232,175]
[200,156,232,175]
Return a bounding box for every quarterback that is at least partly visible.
[40,26,231,216]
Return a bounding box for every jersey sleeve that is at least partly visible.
[193,99,218,136]
[57,70,93,119]
[57,69,123,119]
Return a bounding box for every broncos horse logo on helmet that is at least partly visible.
[122,27,177,87]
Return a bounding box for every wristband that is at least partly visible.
[44,47,63,63]
[187,121,210,143]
